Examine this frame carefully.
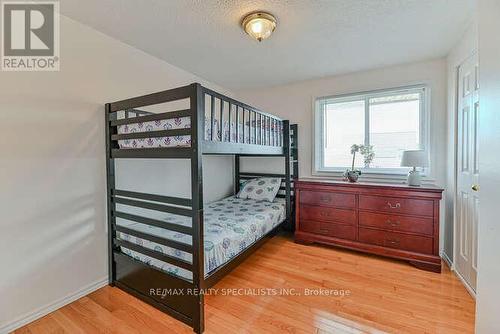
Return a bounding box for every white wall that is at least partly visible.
[237,59,449,250]
[0,15,233,332]
[444,21,478,264]
[475,0,500,331]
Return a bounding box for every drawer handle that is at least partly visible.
[386,239,400,246]
[386,219,400,227]
[319,228,330,235]
[387,202,401,209]
[319,196,331,203]
[319,212,331,217]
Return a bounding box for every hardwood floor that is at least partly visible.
[14,234,475,334]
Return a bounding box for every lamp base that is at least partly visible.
[407,169,422,186]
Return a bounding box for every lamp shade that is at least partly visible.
[400,150,429,167]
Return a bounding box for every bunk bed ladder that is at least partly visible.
[105,84,205,332]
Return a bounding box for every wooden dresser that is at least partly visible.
[295,179,444,272]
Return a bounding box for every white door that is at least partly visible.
[455,53,479,292]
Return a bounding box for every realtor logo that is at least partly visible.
[1,1,59,71]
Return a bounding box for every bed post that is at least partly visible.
[283,120,292,224]
[234,155,240,194]
[105,103,117,285]
[290,124,299,179]
[290,124,298,230]
[190,83,205,333]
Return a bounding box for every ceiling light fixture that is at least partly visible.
[241,12,277,42]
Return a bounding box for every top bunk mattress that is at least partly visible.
[116,196,286,281]
[117,117,270,149]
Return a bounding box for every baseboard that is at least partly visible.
[0,277,108,334]
[439,252,476,299]
[441,251,454,270]
[453,270,477,299]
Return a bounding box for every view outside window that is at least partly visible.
[323,100,365,168]
[319,90,423,171]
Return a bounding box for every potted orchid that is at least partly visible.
[343,144,375,182]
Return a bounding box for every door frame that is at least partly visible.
[453,52,477,298]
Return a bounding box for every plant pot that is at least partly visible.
[344,170,361,183]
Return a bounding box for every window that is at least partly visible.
[314,86,428,174]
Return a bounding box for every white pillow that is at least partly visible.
[237,177,282,202]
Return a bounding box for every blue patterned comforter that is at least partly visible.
[116,196,285,281]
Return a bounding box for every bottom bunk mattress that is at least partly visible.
[116,196,286,282]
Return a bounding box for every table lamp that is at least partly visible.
[401,150,429,186]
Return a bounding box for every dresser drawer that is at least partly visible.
[358,228,433,254]
[300,191,355,208]
[300,205,356,225]
[359,195,433,217]
[359,212,433,236]
[300,220,356,240]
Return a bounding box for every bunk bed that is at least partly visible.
[105,83,298,333]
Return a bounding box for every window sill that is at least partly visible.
[316,169,411,176]
[310,170,436,187]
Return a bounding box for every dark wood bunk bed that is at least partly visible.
[105,83,298,333]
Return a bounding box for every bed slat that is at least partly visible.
[115,239,193,271]
[219,99,224,141]
[114,211,192,235]
[110,109,191,126]
[111,147,192,159]
[228,103,232,143]
[115,225,192,254]
[242,109,246,144]
[114,197,193,217]
[210,95,215,141]
[111,128,191,141]
[235,107,239,143]
[109,84,194,112]
[113,189,191,207]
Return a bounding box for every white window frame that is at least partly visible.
[313,84,430,176]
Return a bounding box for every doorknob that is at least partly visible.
[472,184,479,191]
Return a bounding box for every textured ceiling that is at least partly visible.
[61,0,475,90]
